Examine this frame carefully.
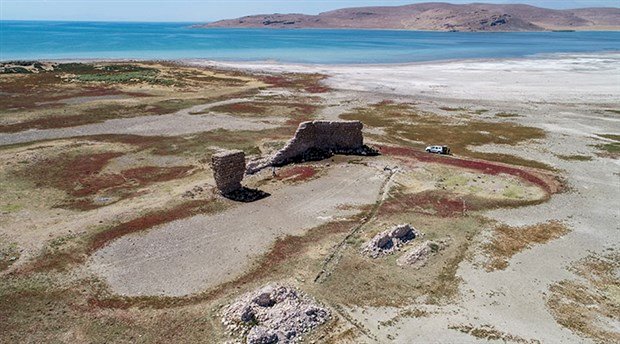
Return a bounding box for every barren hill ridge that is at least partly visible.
[198,2,620,32]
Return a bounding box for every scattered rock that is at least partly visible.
[247,326,278,344]
[222,284,330,344]
[362,224,420,258]
[397,239,450,268]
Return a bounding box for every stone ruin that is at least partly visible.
[247,120,377,173]
[362,224,421,258]
[212,149,246,195]
[222,284,330,344]
[396,239,450,268]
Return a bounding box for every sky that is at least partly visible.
[1,0,618,22]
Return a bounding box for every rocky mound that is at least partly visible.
[362,224,420,258]
[396,239,450,268]
[222,284,330,344]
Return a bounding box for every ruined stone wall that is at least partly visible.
[212,150,246,194]
[270,120,364,166]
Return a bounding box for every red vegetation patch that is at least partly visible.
[260,74,330,93]
[378,145,561,194]
[22,151,194,209]
[379,190,546,218]
[276,165,317,182]
[380,190,469,217]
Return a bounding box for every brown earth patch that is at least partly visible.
[483,221,570,271]
[546,252,620,344]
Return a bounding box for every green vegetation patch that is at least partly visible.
[556,154,592,161]
[594,133,620,158]
[341,101,551,170]
[0,242,20,271]
[495,112,521,118]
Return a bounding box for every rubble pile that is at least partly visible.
[396,239,450,268]
[362,224,420,258]
[222,284,330,344]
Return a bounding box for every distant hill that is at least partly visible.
[197,2,620,32]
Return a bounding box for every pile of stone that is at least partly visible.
[212,149,246,195]
[222,284,330,344]
[361,224,420,258]
[396,239,450,268]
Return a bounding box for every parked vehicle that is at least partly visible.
[425,145,451,155]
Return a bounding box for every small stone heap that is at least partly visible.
[362,224,420,258]
[222,284,330,344]
[212,149,246,194]
[396,239,450,268]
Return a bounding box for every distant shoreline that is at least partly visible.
[4,50,620,69]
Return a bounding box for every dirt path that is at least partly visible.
[89,162,387,296]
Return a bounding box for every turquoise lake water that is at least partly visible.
[1,21,620,64]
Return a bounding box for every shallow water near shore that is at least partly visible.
[2,20,620,63]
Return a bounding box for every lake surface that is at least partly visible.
[2,21,620,64]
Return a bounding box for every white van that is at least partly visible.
[425,145,451,155]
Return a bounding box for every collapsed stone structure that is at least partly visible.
[247,120,376,173]
[211,149,246,194]
[362,224,421,258]
[271,120,364,165]
[396,239,450,268]
[222,284,330,344]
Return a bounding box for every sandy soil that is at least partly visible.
[89,162,387,296]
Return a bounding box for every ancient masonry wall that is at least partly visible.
[270,120,364,166]
[212,150,246,194]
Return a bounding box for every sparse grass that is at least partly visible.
[495,112,521,118]
[0,61,262,131]
[12,149,195,210]
[0,242,20,271]
[594,133,620,158]
[341,102,550,170]
[483,221,569,271]
[556,154,592,161]
[318,214,481,307]
[546,252,620,344]
[439,106,467,112]
[259,73,330,93]
[449,324,539,343]
[472,109,489,115]
[604,109,620,115]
